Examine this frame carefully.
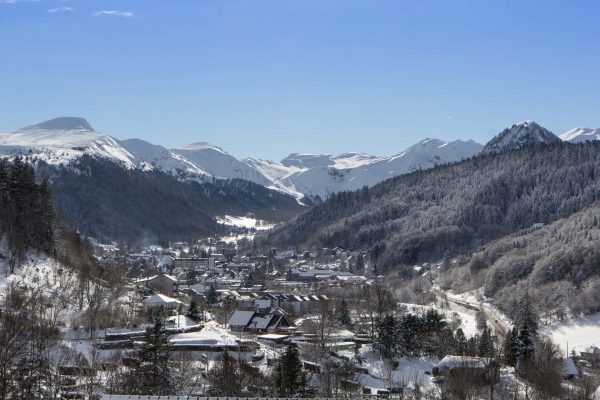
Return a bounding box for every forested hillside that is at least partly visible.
[257,141,600,272]
[37,156,304,245]
[440,205,600,319]
[0,157,97,273]
[0,157,55,272]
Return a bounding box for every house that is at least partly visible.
[228,310,256,331]
[562,358,579,379]
[144,293,183,311]
[432,356,498,384]
[135,273,178,297]
[228,308,292,334]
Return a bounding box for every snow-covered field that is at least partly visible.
[542,312,600,355]
[337,344,437,391]
[170,320,240,346]
[216,215,274,230]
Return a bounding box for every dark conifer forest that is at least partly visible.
[0,157,56,272]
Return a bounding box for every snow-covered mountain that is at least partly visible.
[171,142,272,185]
[481,120,560,155]
[118,138,208,175]
[28,117,600,201]
[1,117,486,201]
[0,117,136,167]
[560,127,600,143]
[246,138,483,200]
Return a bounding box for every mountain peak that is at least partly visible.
[178,142,227,154]
[481,120,559,155]
[22,117,94,131]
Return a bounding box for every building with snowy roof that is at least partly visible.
[144,293,183,311]
[432,355,498,384]
[228,308,292,334]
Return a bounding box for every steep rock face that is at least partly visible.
[481,120,560,155]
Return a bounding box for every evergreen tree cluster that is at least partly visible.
[0,157,56,272]
[503,295,539,367]
[444,204,600,318]
[374,309,457,359]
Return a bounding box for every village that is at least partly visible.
[37,228,599,400]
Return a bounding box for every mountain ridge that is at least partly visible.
[2,117,599,202]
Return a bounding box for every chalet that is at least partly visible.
[135,273,178,296]
[228,308,292,334]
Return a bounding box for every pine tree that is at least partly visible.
[517,322,535,360]
[503,328,518,366]
[186,300,201,321]
[127,319,174,395]
[274,343,305,396]
[478,325,493,357]
[513,294,538,336]
[337,298,352,326]
[355,254,365,274]
[455,328,468,355]
[206,285,219,305]
[375,315,398,359]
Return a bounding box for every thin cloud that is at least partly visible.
[48,5,73,13]
[0,0,42,3]
[92,10,133,18]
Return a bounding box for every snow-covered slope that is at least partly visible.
[560,127,600,143]
[118,138,208,175]
[246,138,483,200]
[171,142,272,185]
[481,120,560,155]
[0,117,136,167]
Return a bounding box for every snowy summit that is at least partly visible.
[481,120,560,155]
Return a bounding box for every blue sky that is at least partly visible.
[1,0,599,160]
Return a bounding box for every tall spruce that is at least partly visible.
[127,319,174,395]
[337,298,352,326]
[274,343,305,397]
[503,328,518,366]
